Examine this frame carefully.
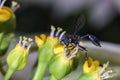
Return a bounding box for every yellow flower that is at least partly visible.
[35,25,66,48]
[78,57,115,80]
[33,25,66,80]
[49,42,81,80]
[83,57,99,73]
[0,0,20,33]
[0,0,20,22]
[35,34,47,47]
[7,36,33,70]
[4,36,32,80]
[0,6,11,22]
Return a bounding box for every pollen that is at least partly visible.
[50,25,66,41]
[11,1,20,12]
[99,62,115,80]
[50,25,56,37]
[55,27,63,37]
[18,36,33,51]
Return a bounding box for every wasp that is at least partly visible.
[61,15,101,58]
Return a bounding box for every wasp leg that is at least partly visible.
[85,52,88,60]
[78,45,87,52]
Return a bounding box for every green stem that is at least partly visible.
[50,75,58,80]
[32,62,48,80]
[3,68,15,80]
[0,58,6,76]
[0,67,6,75]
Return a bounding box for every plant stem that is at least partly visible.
[50,75,58,80]
[0,67,6,75]
[32,62,47,80]
[4,68,15,80]
[0,58,7,76]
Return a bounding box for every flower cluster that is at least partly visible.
[7,25,114,80]
[0,0,20,56]
[3,25,115,80]
[0,1,116,80]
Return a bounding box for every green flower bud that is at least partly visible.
[7,36,33,70]
[4,36,33,80]
[0,1,20,34]
[49,43,81,80]
[35,26,66,62]
[49,53,73,80]
[33,26,66,80]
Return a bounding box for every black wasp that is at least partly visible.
[61,15,101,57]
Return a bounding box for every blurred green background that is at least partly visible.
[6,0,120,43]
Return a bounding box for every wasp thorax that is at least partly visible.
[50,25,66,40]
[18,36,33,51]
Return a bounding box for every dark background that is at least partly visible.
[6,0,120,44]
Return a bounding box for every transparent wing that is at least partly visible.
[74,14,85,34]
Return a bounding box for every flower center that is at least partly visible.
[18,36,33,51]
[50,25,66,40]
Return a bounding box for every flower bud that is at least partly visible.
[78,57,115,80]
[33,26,66,80]
[35,34,46,47]
[35,26,66,62]
[7,36,33,70]
[0,1,20,33]
[49,53,73,80]
[49,43,80,80]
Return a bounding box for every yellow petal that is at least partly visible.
[54,44,64,54]
[0,6,12,22]
[40,34,46,41]
[94,60,100,67]
[35,34,46,47]
[83,57,99,73]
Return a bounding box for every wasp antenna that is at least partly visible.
[59,31,66,40]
